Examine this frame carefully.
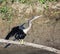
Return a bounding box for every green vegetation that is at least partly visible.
[0,0,5,4]
[38,0,57,10]
[0,0,58,4]
[39,0,57,4]
[0,0,58,21]
[0,6,13,21]
[19,0,27,3]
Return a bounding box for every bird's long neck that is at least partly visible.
[23,20,32,34]
[23,15,43,34]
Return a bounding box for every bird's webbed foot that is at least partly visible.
[19,39,24,44]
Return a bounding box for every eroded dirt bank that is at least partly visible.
[0,0,60,54]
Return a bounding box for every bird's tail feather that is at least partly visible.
[4,38,16,48]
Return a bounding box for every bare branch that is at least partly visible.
[0,39,60,54]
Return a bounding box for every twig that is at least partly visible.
[51,6,60,9]
[50,3,60,9]
[0,39,60,54]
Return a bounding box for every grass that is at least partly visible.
[0,0,58,21]
[39,0,57,4]
[0,5,13,21]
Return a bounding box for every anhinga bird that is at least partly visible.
[4,15,42,48]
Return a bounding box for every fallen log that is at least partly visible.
[0,39,60,54]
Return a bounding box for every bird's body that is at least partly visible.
[4,15,43,48]
[5,26,26,40]
[4,26,26,48]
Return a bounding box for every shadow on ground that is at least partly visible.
[0,46,56,54]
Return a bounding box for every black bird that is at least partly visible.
[4,23,26,48]
[4,15,42,48]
